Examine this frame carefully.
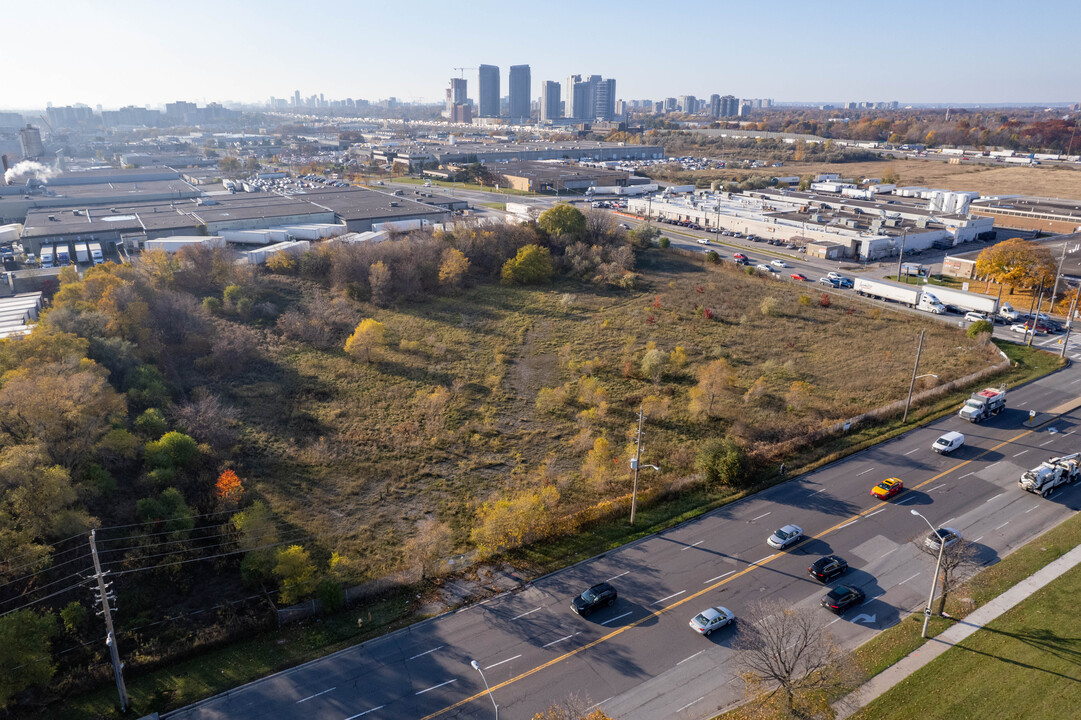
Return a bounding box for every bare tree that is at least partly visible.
[915,537,982,614]
[734,600,861,720]
[584,209,615,244]
[401,517,453,580]
[530,693,611,720]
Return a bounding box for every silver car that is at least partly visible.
[689,606,735,635]
[767,524,804,549]
[924,527,962,551]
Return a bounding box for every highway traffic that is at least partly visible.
[167,337,1081,719]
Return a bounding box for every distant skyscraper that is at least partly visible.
[18,124,44,158]
[720,95,739,117]
[478,65,500,118]
[447,77,467,118]
[565,74,617,121]
[594,77,616,120]
[709,94,721,118]
[678,95,697,114]
[541,81,561,122]
[565,74,582,119]
[293,90,301,108]
[508,65,531,121]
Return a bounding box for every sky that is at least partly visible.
[5,0,1079,111]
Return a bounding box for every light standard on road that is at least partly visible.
[910,509,946,638]
[470,659,498,719]
[902,328,936,424]
[629,405,660,526]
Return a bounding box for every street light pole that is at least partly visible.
[470,660,498,719]
[911,509,946,638]
[1061,280,1081,359]
[630,406,645,526]
[1028,282,1046,349]
[902,329,926,424]
[895,228,908,284]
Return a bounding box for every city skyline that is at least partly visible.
[3,0,1078,110]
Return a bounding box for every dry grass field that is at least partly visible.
[218,250,1003,579]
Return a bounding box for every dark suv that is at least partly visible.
[808,555,849,583]
[821,585,865,613]
[571,582,618,615]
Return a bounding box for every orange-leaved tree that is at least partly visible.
[215,469,244,506]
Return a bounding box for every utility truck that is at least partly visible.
[958,385,1007,422]
[853,278,945,313]
[1019,453,1081,497]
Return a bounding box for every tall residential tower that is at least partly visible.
[478,64,500,118]
[508,65,531,121]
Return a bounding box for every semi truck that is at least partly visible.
[55,244,71,265]
[959,385,1007,422]
[853,278,945,313]
[1019,453,1081,497]
[74,242,89,264]
[89,242,103,264]
[923,285,999,316]
[39,245,54,268]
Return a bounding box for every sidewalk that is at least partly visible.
[834,541,1081,719]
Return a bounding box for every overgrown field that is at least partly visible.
[223,250,1003,578]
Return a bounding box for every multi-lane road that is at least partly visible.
[168,349,1081,719]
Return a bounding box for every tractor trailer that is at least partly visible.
[923,286,999,316]
[1019,453,1081,497]
[853,278,945,313]
[959,386,1007,422]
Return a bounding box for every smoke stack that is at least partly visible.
[0,155,8,186]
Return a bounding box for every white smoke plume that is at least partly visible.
[4,160,56,185]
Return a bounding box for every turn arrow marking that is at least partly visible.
[851,613,877,624]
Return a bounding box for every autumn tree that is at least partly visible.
[0,609,58,708]
[402,517,454,580]
[538,203,586,238]
[695,437,748,487]
[688,358,738,420]
[438,247,471,289]
[215,469,244,507]
[369,260,393,306]
[915,537,982,614]
[471,486,562,556]
[640,347,668,384]
[501,244,554,285]
[734,600,861,720]
[274,544,319,605]
[581,436,615,490]
[532,694,613,720]
[974,237,1056,293]
[345,318,387,362]
[233,500,279,582]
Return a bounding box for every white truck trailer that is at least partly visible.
[1019,453,1081,497]
[923,285,999,315]
[853,278,945,313]
[959,386,1007,422]
[74,242,89,264]
[89,242,104,264]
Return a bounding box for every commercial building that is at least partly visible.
[18,125,44,158]
[492,161,640,193]
[445,77,467,118]
[508,65,531,121]
[424,139,664,165]
[478,65,500,118]
[969,196,1081,234]
[540,81,561,122]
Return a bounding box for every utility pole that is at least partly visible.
[629,406,645,526]
[89,529,129,712]
[1028,283,1046,348]
[1048,241,1070,312]
[895,228,908,284]
[902,329,926,424]
[1061,281,1081,359]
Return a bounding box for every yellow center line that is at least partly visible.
[421,416,1066,719]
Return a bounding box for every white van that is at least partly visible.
[932,431,965,454]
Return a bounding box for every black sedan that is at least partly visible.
[571,582,618,615]
[808,555,849,583]
[821,585,865,613]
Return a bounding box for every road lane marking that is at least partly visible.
[586,697,614,711]
[600,611,633,626]
[751,555,775,566]
[511,608,541,621]
[1040,439,1056,446]
[652,591,686,605]
[606,570,630,582]
[856,468,875,476]
[928,484,946,492]
[416,679,457,695]
[677,697,705,713]
[344,706,385,719]
[974,536,984,543]
[484,654,521,670]
[812,487,828,494]
[1026,505,1039,513]
[860,597,876,606]
[879,548,898,559]
[677,650,705,665]
[826,617,841,626]
[996,521,1010,530]
[750,512,771,521]
[986,493,1005,503]
[705,570,736,584]
[960,472,975,479]
[837,520,858,530]
[1067,430,1076,436]
[542,633,577,648]
[899,573,921,585]
[419,421,1053,720]
[896,497,916,505]
[681,540,705,551]
[1013,450,1029,457]
[904,448,919,455]
[408,646,444,661]
[866,508,886,517]
[1019,401,1029,406]
[297,687,336,703]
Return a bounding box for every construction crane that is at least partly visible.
[453,67,476,78]
[39,114,55,139]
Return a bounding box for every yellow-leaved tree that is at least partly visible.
[344,318,386,363]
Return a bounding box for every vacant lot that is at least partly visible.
[221,249,1003,578]
[851,562,1081,720]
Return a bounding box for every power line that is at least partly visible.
[95,525,241,555]
[0,568,91,608]
[90,507,249,535]
[96,528,310,573]
[110,534,317,578]
[0,552,92,591]
[0,578,91,619]
[1,534,88,576]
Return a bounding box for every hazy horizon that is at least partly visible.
[6,0,1078,110]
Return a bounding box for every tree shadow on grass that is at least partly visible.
[949,629,1081,682]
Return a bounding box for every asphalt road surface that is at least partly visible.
[165,351,1081,720]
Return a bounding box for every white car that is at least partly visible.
[771,259,788,268]
[932,431,965,454]
[689,606,735,635]
[924,527,962,551]
[756,263,775,272]
[697,238,709,245]
[964,311,988,323]
[767,524,804,549]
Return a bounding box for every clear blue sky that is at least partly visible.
[6,0,1078,110]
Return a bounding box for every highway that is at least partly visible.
[167,352,1081,719]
